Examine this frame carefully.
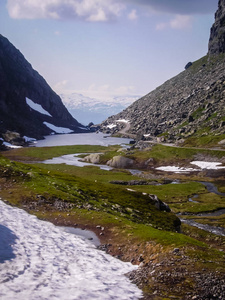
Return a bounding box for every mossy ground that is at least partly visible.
[1,144,225,299]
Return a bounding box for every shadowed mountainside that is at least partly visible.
[0,34,87,143]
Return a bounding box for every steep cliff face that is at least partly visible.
[208,0,225,55]
[100,0,225,147]
[0,34,87,141]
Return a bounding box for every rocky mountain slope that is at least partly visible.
[0,34,87,145]
[101,0,225,147]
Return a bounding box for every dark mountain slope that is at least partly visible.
[100,0,225,147]
[0,34,87,142]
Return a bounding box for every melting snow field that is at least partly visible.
[0,200,142,300]
[156,161,225,173]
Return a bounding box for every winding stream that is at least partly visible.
[200,181,225,197]
[181,181,225,236]
[180,218,225,237]
[42,154,225,236]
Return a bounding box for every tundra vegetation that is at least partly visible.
[1,142,224,299]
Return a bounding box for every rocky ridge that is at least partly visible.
[0,34,87,144]
[100,0,225,146]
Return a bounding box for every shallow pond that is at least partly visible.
[31,132,133,147]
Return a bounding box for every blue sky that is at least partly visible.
[0,0,218,99]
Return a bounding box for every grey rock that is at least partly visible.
[106,156,134,169]
[82,153,102,164]
[149,194,171,212]
[208,0,225,55]
[185,62,193,69]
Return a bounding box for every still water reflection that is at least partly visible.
[31,132,133,147]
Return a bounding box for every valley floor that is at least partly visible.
[0,141,225,299]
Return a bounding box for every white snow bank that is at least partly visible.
[107,124,117,129]
[191,161,225,170]
[156,166,198,173]
[0,138,21,148]
[26,97,52,117]
[156,161,225,173]
[43,122,74,134]
[116,119,130,123]
[0,200,142,300]
[3,142,21,149]
[78,126,89,130]
[23,136,36,143]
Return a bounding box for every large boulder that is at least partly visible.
[107,156,134,169]
[149,194,171,212]
[81,153,102,164]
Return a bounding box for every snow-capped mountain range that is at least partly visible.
[60,93,141,125]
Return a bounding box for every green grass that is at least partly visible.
[188,55,208,73]
[5,144,120,161]
[0,153,180,231]
[183,133,225,148]
[129,181,205,202]
[126,144,225,164]
[191,107,205,120]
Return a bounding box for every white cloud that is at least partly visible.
[61,83,139,100]
[156,14,192,30]
[128,9,138,21]
[115,85,135,94]
[156,22,167,31]
[125,0,216,15]
[87,84,110,92]
[7,0,125,22]
[54,80,69,92]
[170,15,192,29]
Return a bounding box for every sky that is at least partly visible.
[0,0,219,100]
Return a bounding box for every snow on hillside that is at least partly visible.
[26,97,52,117]
[43,122,74,134]
[60,93,140,125]
[0,200,142,300]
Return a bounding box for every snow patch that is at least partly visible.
[1,141,22,149]
[191,161,225,170]
[107,124,117,129]
[0,200,142,299]
[156,166,198,173]
[78,126,89,130]
[156,161,225,173]
[26,97,52,117]
[116,119,130,123]
[43,122,74,134]
[23,136,36,143]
